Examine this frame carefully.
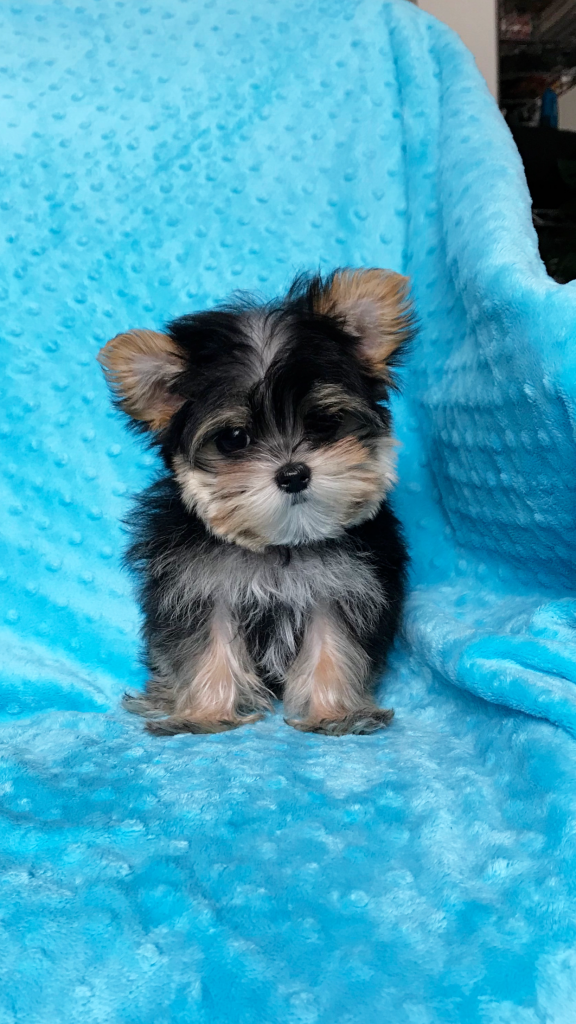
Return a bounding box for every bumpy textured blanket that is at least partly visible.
[2,1,576,1021]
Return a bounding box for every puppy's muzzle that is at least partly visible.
[275,462,311,494]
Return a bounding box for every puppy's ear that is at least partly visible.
[312,268,414,379]
[97,329,186,431]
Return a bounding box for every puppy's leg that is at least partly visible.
[283,607,393,736]
[125,606,272,735]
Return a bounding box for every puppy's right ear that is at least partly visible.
[97,329,186,431]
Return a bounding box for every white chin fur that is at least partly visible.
[173,437,397,551]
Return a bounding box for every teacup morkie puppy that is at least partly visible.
[98,268,413,735]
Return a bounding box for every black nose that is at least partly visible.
[275,462,311,494]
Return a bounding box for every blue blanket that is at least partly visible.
[2,2,576,1020]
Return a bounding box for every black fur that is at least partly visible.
[126,476,408,702]
[100,269,412,735]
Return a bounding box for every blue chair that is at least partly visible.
[1,1,576,1019]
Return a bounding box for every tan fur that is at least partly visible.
[303,383,368,416]
[174,607,272,728]
[313,268,413,378]
[173,434,396,552]
[283,608,371,724]
[305,435,397,523]
[97,329,185,430]
[173,453,270,551]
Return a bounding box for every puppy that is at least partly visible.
[98,268,413,736]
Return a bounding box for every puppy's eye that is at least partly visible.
[304,409,344,440]
[215,426,251,455]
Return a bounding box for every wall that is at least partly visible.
[415,0,498,99]
[559,86,576,132]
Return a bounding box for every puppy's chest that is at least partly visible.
[235,550,334,680]
[234,567,311,679]
[218,544,380,615]
[236,546,383,680]
[163,540,384,679]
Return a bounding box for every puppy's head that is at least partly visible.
[98,269,414,551]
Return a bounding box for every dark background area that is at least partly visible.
[499,0,576,281]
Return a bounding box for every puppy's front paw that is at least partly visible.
[285,706,394,736]
[145,712,265,736]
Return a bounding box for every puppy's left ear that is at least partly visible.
[312,268,414,379]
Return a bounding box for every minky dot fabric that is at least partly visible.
[2,2,576,1022]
